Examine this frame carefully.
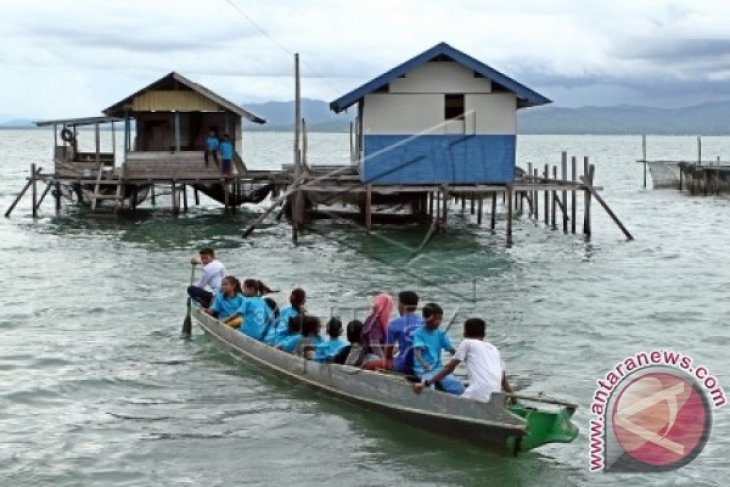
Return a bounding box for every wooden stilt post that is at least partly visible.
[642,134,647,188]
[182,184,188,212]
[527,163,533,217]
[31,164,38,219]
[583,158,592,237]
[171,181,179,215]
[54,181,61,215]
[194,187,200,205]
[679,166,683,191]
[36,180,53,211]
[461,193,466,211]
[223,179,230,211]
[470,193,475,215]
[365,184,372,230]
[561,152,568,233]
[551,166,557,230]
[490,192,497,230]
[428,191,434,218]
[477,195,483,224]
[506,185,513,246]
[571,156,577,234]
[581,165,633,240]
[543,164,549,226]
[151,184,156,206]
[441,189,448,229]
[533,168,539,220]
[5,166,42,218]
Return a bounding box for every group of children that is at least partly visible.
[187,248,513,403]
[204,129,234,175]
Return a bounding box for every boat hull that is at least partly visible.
[193,309,578,453]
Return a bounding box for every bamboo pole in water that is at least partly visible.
[551,166,557,230]
[365,184,372,230]
[583,158,592,237]
[31,163,38,219]
[561,152,568,233]
[543,164,549,226]
[642,134,647,188]
[533,168,539,220]
[506,185,513,246]
[490,192,497,230]
[571,156,577,234]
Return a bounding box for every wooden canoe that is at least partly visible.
[192,308,578,454]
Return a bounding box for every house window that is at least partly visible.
[444,94,464,120]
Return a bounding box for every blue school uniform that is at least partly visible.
[209,292,245,320]
[219,140,234,160]
[263,306,299,345]
[277,333,302,353]
[313,337,348,363]
[412,326,453,376]
[386,313,423,374]
[413,325,465,395]
[206,135,219,151]
[238,296,274,341]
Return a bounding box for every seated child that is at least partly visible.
[238,279,276,341]
[204,276,245,328]
[413,318,514,402]
[274,315,304,353]
[412,303,464,395]
[343,320,366,366]
[295,316,324,359]
[314,318,349,363]
[264,288,305,345]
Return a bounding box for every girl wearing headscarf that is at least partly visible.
[361,292,394,370]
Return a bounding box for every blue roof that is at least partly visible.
[330,42,550,113]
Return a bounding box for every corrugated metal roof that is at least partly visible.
[35,116,121,127]
[103,72,266,124]
[330,42,551,113]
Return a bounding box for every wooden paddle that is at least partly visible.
[181,264,196,336]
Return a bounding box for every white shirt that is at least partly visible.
[196,260,225,294]
[454,339,505,402]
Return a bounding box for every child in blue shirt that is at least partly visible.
[275,315,304,353]
[384,291,423,374]
[238,278,275,341]
[314,317,348,363]
[219,133,234,176]
[295,316,324,359]
[412,303,465,395]
[204,129,219,167]
[205,276,245,328]
[264,288,306,345]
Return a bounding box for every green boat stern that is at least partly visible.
[505,403,579,454]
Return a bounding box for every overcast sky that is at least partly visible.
[2,0,730,119]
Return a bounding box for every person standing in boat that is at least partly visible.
[238,279,276,341]
[412,303,464,395]
[204,129,219,167]
[361,293,394,370]
[413,318,514,402]
[219,133,234,176]
[381,291,422,374]
[187,248,226,307]
[263,288,306,345]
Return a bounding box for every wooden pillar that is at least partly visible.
[95,123,100,166]
[506,185,513,246]
[151,184,156,206]
[131,186,139,210]
[174,111,181,152]
[571,156,577,234]
[490,192,497,230]
[171,181,179,215]
[561,152,568,233]
[527,163,533,217]
[182,184,188,212]
[365,184,372,230]
[583,158,592,237]
[470,193,475,214]
[679,166,683,191]
[223,179,230,211]
[697,135,702,164]
[477,195,483,224]
[428,191,434,218]
[461,193,466,211]
[54,181,61,215]
[194,187,200,205]
[642,134,647,188]
[543,164,549,226]
[533,168,539,220]
[441,190,448,228]
[31,163,38,219]
[550,166,557,230]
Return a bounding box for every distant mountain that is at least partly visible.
[243,99,730,135]
[0,118,36,129]
[517,101,730,135]
[243,98,353,132]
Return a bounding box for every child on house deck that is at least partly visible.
[219,133,234,176]
[204,129,219,167]
[412,303,464,395]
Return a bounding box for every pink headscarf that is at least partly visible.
[372,293,394,331]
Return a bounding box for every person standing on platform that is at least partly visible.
[204,129,219,167]
[187,248,226,307]
[219,133,234,176]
